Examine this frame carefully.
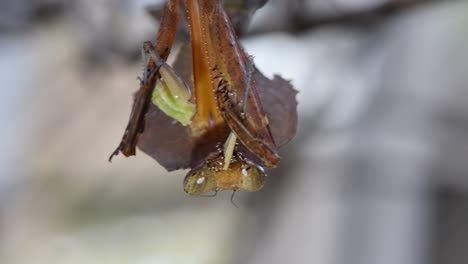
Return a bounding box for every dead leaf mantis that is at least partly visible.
[110,0,296,195]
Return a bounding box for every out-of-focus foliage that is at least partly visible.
[1,1,468,264]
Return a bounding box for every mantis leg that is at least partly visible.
[154,0,181,61]
[222,58,254,170]
[109,0,180,161]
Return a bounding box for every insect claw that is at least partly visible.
[108,147,120,163]
[230,191,239,208]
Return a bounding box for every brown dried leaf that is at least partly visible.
[254,71,298,147]
[136,44,298,171]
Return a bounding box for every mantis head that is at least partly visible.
[183,152,267,195]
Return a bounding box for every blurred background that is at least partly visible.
[1,0,467,263]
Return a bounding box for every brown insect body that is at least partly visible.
[186,0,280,168]
[185,0,224,134]
[111,0,298,195]
[179,0,281,194]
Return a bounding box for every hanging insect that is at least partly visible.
[110,0,297,195]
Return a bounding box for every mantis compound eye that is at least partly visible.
[183,168,218,195]
[237,163,267,192]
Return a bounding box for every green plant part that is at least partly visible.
[152,66,195,126]
[143,43,196,126]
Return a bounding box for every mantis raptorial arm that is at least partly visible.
[222,56,256,170]
[153,0,180,60]
[109,0,180,162]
